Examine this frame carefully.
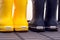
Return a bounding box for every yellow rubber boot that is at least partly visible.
[0,0,14,32]
[14,0,28,31]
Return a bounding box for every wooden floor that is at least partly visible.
[0,24,60,40]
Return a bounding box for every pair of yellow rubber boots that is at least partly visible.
[0,0,28,32]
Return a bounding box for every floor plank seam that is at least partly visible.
[14,32,25,40]
[38,33,55,40]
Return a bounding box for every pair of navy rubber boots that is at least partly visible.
[29,0,58,32]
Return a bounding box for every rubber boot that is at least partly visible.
[45,0,58,31]
[58,0,60,22]
[14,0,28,31]
[0,0,14,32]
[29,0,45,32]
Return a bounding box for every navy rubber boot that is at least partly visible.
[45,0,58,31]
[58,0,60,22]
[29,0,45,32]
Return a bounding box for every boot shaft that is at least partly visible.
[58,0,60,21]
[0,0,13,18]
[14,0,28,18]
[45,0,57,21]
[32,0,45,19]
